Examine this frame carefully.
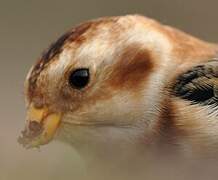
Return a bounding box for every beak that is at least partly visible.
[18,104,62,148]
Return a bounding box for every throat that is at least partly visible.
[56,123,185,180]
[57,122,150,164]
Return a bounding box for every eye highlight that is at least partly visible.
[68,68,89,89]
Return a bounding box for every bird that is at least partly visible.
[19,15,218,178]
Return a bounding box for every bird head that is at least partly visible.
[19,15,218,157]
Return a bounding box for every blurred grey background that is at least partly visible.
[1,0,218,179]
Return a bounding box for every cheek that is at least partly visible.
[59,94,145,142]
[76,91,146,125]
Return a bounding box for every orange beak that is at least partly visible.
[18,104,62,148]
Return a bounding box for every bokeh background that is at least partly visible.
[1,0,218,179]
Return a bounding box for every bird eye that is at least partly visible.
[69,68,89,89]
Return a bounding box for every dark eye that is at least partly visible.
[69,68,89,89]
